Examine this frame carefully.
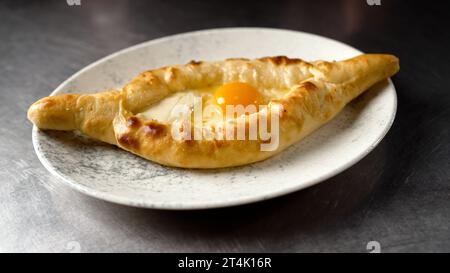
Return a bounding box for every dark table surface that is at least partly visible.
[1,0,449,252]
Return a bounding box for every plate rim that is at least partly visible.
[32,27,397,210]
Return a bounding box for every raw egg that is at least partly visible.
[213,82,262,113]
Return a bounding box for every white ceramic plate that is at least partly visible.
[32,28,397,209]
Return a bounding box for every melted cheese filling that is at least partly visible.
[136,87,286,125]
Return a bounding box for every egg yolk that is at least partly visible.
[214,82,262,113]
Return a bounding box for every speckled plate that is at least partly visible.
[32,28,397,209]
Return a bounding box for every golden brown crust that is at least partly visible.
[28,54,399,168]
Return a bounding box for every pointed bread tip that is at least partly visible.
[27,94,80,130]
